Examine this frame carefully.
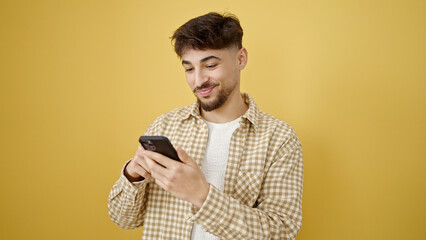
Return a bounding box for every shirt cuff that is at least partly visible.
[188,185,227,232]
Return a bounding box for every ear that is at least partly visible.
[237,47,248,70]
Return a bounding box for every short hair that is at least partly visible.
[171,12,243,57]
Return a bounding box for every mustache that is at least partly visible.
[193,82,219,93]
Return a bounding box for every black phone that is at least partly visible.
[139,136,181,162]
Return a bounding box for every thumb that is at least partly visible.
[177,147,196,166]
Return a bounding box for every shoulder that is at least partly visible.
[152,104,193,125]
[256,110,301,150]
[145,104,194,136]
[243,93,300,149]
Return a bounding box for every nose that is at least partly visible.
[194,68,208,87]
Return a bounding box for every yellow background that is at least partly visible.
[1,0,425,239]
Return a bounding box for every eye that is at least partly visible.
[206,64,217,69]
[185,68,193,72]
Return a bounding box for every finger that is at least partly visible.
[135,148,156,172]
[153,178,171,192]
[133,164,152,180]
[126,160,152,181]
[135,146,146,159]
[143,150,180,169]
[177,147,196,166]
[143,154,169,181]
[134,156,151,174]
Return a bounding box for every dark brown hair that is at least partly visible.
[171,12,243,57]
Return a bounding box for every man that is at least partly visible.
[108,12,303,240]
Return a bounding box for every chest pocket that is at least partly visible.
[232,170,263,207]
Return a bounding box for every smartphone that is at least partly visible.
[139,136,181,162]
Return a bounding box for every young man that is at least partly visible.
[108,12,303,240]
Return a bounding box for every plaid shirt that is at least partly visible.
[108,93,303,239]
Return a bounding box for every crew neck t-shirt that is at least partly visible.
[190,117,241,240]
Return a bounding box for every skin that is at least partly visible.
[125,46,248,209]
[183,47,248,123]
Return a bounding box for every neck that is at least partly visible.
[201,90,248,123]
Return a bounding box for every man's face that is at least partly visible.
[181,47,247,112]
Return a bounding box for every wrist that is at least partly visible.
[193,184,210,209]
[124,167,144,182]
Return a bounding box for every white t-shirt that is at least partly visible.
[190,117,241,240]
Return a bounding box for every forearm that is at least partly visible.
[108,165,149,229]
[191,144,304,239]
[189,185,302,240]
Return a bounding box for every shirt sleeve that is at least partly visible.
[188,143,304,240]
[107,160,150,229]
[107,119,161,229]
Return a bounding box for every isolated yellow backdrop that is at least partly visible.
[1,0,425,239]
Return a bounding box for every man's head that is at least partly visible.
[171,12,247,112]
[171,12,243,58]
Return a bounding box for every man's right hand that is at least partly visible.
[124,145,152,182]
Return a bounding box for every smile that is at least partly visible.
[198,86,215,96]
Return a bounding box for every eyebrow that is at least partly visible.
[182,56,222,65]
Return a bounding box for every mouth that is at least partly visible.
[197,86,215,96]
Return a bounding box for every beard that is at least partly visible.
[194,81,236,112]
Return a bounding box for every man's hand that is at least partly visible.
[124,145,153,182]
[142,147,210,209]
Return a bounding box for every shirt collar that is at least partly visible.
[177,93,260,132]
[240,93,260,131]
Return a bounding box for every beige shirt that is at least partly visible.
[108,93,304,239]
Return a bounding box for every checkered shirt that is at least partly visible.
[108,93,303,239]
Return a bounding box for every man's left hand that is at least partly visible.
[142,147,210,209]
